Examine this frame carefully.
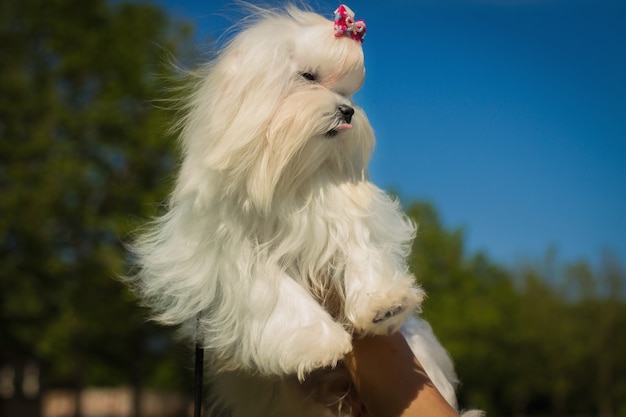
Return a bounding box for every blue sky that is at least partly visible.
[143,0,626,268]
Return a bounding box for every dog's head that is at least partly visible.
[180,5,374,214]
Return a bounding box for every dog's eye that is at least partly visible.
[300,72,317,82]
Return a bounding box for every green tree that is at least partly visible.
[404,201,626,416]
[0,0,195,414]
[405,201,520,414]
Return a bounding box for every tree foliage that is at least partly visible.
[1,2,625,417]
[0,0,194,395]
[406,201,626,417]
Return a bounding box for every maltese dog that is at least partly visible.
[130,4,481,417]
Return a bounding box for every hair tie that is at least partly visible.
[334,4,366,44]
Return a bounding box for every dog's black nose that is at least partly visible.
[338,104,354,123]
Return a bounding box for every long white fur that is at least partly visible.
[130,4,482,416]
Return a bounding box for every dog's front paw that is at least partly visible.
[372,304,407,324]
[348,282,425,335]
[254,275,354,379]
[286,320,353,381]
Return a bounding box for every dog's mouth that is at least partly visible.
[326,105,355,138]
[326,122,353,138]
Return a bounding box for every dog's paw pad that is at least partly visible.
[347,284,425,335]
[372,304,406,324]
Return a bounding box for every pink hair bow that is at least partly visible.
[334,4,366,44]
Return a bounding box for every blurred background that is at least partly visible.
[1,1,624,416]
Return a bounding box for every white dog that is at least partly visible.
[130,4,481,416]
